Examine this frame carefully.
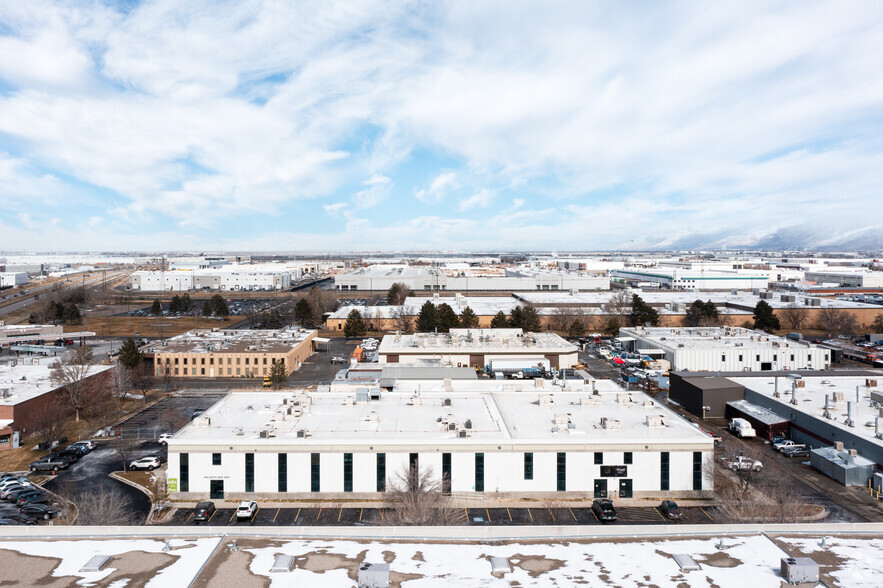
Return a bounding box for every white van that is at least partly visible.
[729,418,756,438]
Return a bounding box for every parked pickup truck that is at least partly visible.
[725,455,763,472]
[28,459,69,474]
[773,440,806,452]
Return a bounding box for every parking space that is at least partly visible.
[114,391,227,440]
[287,337,358,385]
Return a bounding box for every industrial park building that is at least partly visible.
[151,328,317,379]
[165,379,714,501]
[130,267,293,291]
[609,268,769,291]
[334,264,609,291]
[0,272,27,288]
[803,270,883,288]
[377,328,580,370]
[618,326,831,372]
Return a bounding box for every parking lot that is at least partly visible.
[114,391,228,440]
[162,504,716,527]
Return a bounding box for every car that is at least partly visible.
[0,473,16,482]
[0,478,31,490]
[158,434,173,445]
[17,492,49,505]
[330,356,347,364]
[144,454,167,464]
[65,444,89,456]
[0,485,27,500]
[0,514,38,525]
[128,457,161,471]
[591,499,618,522]
[659,500,684,521]
[726,456,763,472]
[781,446,811,458]
[29,459,68,474]
[54,450,82,462]
[236,500,258,520]
[698,428,723,446]
[6,487,43,502]
[70,440,97,452]
[770,434,788,445]
[45,452,78,464]
[773,439,800,451]
[19,503,59,520]
[191,408,205,419]
[193,501,216,522]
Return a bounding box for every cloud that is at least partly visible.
[352,174,392,208]
[458,188,495,211]
[415,171,457,203]
[0,2,881,250]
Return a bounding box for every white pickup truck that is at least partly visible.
[729,418,756,438]
[726,455,763,472]
[773,439,806,452]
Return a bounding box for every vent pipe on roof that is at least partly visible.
[774,376,779,398]
[823,394,832,419]
[846,401,855,428]
[876,417,882,440]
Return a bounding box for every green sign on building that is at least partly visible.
[167,478,178,492]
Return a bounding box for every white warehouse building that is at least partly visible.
[0,272,28,288]
[166,380,714,501]
[618,326,831,372]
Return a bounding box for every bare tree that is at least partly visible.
[55,481,136,525]
[161,407,188,434]
[157,361,174,392]
[393,307,413,334]
[32,400,69,448]
[109,362,132,409]
[50,346,100,422]
[132,363,155,404]
[817,307,858,337]
[383,465,465,525]
[111,437,142,472]
[149,470,171,520]
[606,290,632,325]
[780,304,809,331]
[551,306,574,332]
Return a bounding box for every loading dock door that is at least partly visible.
[545,354,560,369]
[469,355,483,369]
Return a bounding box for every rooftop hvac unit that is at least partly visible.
[443,397,452,406]
[780,557,818,584]
[646,415,666,427]
[554,413,571,426]
[296,429,307,438]
[538,394,553,406]
[464,418,472,429]
[447,423,457,431]
[600,417,621,430]
[458,430,468,438]
[259,429,270,438]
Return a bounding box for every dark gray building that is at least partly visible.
[669,374,745,419]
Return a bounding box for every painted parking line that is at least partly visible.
[506,508,512,522]
[569,508,578,522]
[293,508,301,524]
[273,508,280,523]
[527,508,533,522]
[359,508,363,523]
[698,506,714,521]
[337,508,343,523]
[186,512,193,522]
[316,508,322,522]
[486,508,491,522]
[228,511,236,524]
[207,508,218,523]
[590,508,600,523]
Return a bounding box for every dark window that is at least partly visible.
[442,453,451,494]
[739,354,743,361]
[376,453,386,492]
[693,451,702,491]
[594,452,603,465]
[557,452,566,491]
[201,357,205,365]
[212,453,222,466]
[790,354,794,362]
[524,452,534,480]
[623,452,633,465]
[475,453,484,492]
[183,358,187,365]
[311,453,320,492]
[721,354,726,361]
[278,453,287,492]
[263,357,267,365]
[756,354,760,361]
[180,453,189,492]
[200,368,205,375]
[343,453,353,492]
[409,453,419,481]
[245,453,254,492]
[660,452,670,491]
[773,354,777,362]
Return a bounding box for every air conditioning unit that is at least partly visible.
[443,398,452,407]
[780,557,818,584]
[458,430,468,438]
[296,429,307,438]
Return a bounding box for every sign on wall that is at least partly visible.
[167,478,178,492]
[600,465,628,477]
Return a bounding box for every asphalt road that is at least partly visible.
[42,440,161,523]
[162,504,716,527]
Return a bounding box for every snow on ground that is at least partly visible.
[776,536,883,588]
[246,535,796,587]
[0,537,221,587]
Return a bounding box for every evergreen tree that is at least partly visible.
[435,303,460,333]
[872,313,883,334]
[181,293,193,313]
[508,306,525,329]
[264,310,283,329]
[490,311,509,328]
[269,359,288,387]
[568,319,587,338]
[294,298,314,326]
[629,295,660,327]
[117,337,143,370]
[169,295,182,314]
[752,300,781,332]
[415,301,438,332]
[386,282,411,305]
[150,299,162,315]
[458,306,480,329]
[202,300,213,316]
[520,305,542,332]
[63,302,81,324]
[685,299,720,327]
[343,309,367,337]
[210,294,229,317]
[603,315,621,336]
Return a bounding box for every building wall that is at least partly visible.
[167,447,713,499]
[153,333,315,378]
[669,376,745,418]
[377,351,579,369]
[0,273,28,287]
[335,274,609,292]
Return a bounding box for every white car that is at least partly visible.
[158,434,173,445]
[129,457,161,471]
[236,500,258,519]
[726,456,763,472]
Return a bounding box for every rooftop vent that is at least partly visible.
[601,417,621,430]
[80,555,112,573]
[538,394,553,406]
[270,554,295,573]
[443,397,452,407]
[646,415,666,427]
[296,429,308,438]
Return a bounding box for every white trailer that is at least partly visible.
[729,418,756,438]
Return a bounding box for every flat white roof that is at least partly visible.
[0,364,113,406]
[729,376,883,448]
[378,329,577,356]
[170,379,711,447]
[621,326,823,353]
[149,327,316,354]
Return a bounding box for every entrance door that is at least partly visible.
[619,478,633,498]
[761,362,772,371]
[593,479,608,498]
[210,480,224,499]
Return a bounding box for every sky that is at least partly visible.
[1,1,882,252]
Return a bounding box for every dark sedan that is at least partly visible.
[19,503,59,520]
[659,500,684,521]
[592,499,618,522]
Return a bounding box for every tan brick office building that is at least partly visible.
[152,328,317,379]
